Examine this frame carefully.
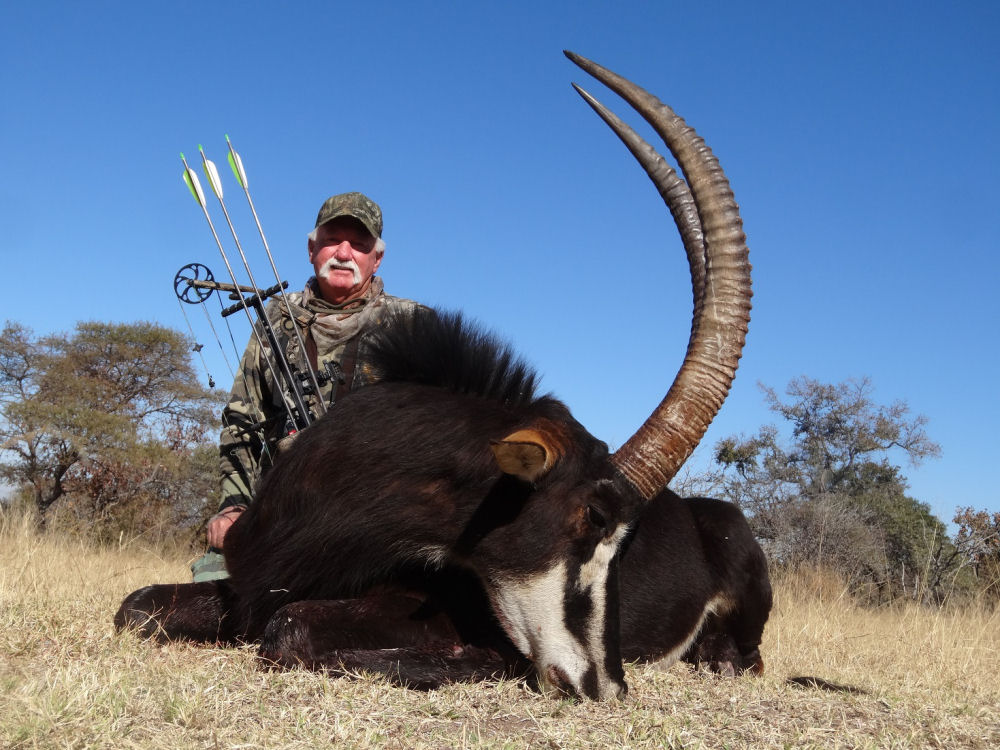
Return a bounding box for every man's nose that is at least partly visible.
[332,241,353,259]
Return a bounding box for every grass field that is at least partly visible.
[2,510,998,749]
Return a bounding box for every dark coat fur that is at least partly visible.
[116,310,770,690]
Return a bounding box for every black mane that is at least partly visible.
[367,308,541,407]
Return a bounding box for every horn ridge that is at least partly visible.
[564,50,752,499]
[569,82,708,321]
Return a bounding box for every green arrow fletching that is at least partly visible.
[227,139,248,189]
[183,167,207,208]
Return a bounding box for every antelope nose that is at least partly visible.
[608,677,627,700]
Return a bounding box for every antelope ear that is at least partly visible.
[490,429,560,482]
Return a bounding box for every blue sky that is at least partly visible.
[2,1,998,522]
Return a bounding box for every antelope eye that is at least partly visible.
[587,505,607,530]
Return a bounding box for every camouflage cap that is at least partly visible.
[314,192,383,239]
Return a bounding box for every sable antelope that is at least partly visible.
[116,51,767,700]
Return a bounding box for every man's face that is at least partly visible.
[308,217,383,303]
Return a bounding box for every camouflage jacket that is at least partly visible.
[218,277,419,511]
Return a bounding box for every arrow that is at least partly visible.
[226,134,248,189]
[225,135,326,414]
[179,150,307,427]
[199,142,319,426]
[181,153,207,207]
[200,145,225,201]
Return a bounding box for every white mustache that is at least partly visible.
[320,258,362,286]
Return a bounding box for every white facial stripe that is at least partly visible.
[491,523,630,699]
[575,522,630,692]
[578,522,629,592]
[492,562,574,661]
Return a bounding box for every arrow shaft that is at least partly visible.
[181,152,308,428]
[198,146,320,425]
[225,136,327,413]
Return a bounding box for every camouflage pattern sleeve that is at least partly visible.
[218,330,273,511]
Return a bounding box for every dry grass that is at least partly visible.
[2,510,998,749]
